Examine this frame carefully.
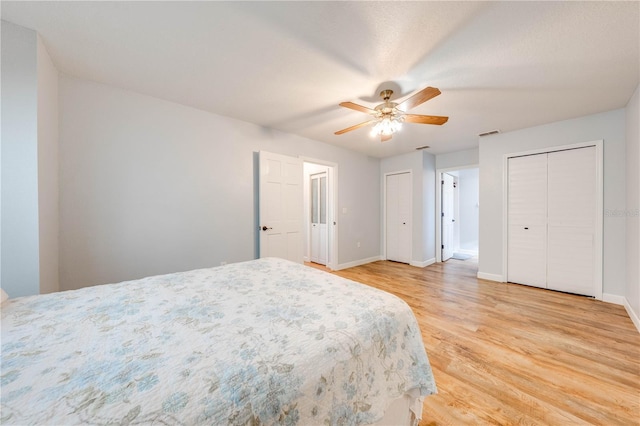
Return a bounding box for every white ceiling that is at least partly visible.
[2,1,638,157]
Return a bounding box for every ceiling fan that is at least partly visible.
[335,86,448,142]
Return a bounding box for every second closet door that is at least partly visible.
[547,147,596,295]
[386,173,411,264]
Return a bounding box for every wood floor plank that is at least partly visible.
[332,259,640,425]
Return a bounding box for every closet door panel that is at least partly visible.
[397,172,412,264]
[386,174,399,262]
[508,155,548,226]
[386,173,411,264]
[508,224,547,287]
[507,154,548,288]
[547,147,596,296]
[547,228,594,295]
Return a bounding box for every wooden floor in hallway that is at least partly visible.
[333,259,640,425]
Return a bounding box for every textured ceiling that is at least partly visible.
[2,1,638,157]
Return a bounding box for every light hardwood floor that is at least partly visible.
[333,259,640,425]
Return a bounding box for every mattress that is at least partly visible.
[1,257,436,424]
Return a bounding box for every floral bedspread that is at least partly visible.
[1,258,436,425]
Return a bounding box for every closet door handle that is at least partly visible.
[524,227,529,230]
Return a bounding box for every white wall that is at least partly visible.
[478,109,627,296]
[422,151,436,262]
[625,84,640,328]
[436,148,479,170]
[37,35,59,294]
[458,168,479,253]
[1,21,40,297]
[58,76,380,290]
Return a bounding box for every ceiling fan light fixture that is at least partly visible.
[370,116,403,137]
[335,86,447,139]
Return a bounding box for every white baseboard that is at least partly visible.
[602,293,625,305]
[335,256,382,271]
[597,295,639,334]
[477,272,504,282]
[623,297,640,334]
[410,258,436,268]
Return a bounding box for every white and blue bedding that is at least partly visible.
[1,258,436,424]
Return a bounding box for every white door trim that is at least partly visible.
[502,140,604,299]
[382,170,413,262]
[436,164,479,263]
[300,157,338,271]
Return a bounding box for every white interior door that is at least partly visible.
[259,151,303,263]
[507,154,548,288]
[386,172,411,264]
[441,173,455,261]
[547,147,596,296]
[310,172,328,265]
[453,175,460,254]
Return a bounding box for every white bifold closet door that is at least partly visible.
[386,172,411,264]
[546,148,596,295]
[508,154,548,288]
[507,146,596,296]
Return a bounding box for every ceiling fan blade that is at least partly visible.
[397,87,441,111]
[334,120,376,135]
[339,101,376,115]
[403,114,449,125]
[381,134,392,142]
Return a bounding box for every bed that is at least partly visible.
[1,257,436,425]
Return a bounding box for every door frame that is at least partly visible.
[382,170,413,263]
[436,165,479,263]
[301,157,338,271]
[502,140,604,300]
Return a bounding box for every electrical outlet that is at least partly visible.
[357,242,361,248]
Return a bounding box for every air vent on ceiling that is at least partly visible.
[478,129,501,137]
[415,145,430,150]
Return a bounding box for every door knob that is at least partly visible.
[261,226,272,231]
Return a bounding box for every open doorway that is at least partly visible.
[303,160,338,270]
[436,167,479,264]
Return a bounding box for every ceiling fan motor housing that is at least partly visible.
[380,89,394,100]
